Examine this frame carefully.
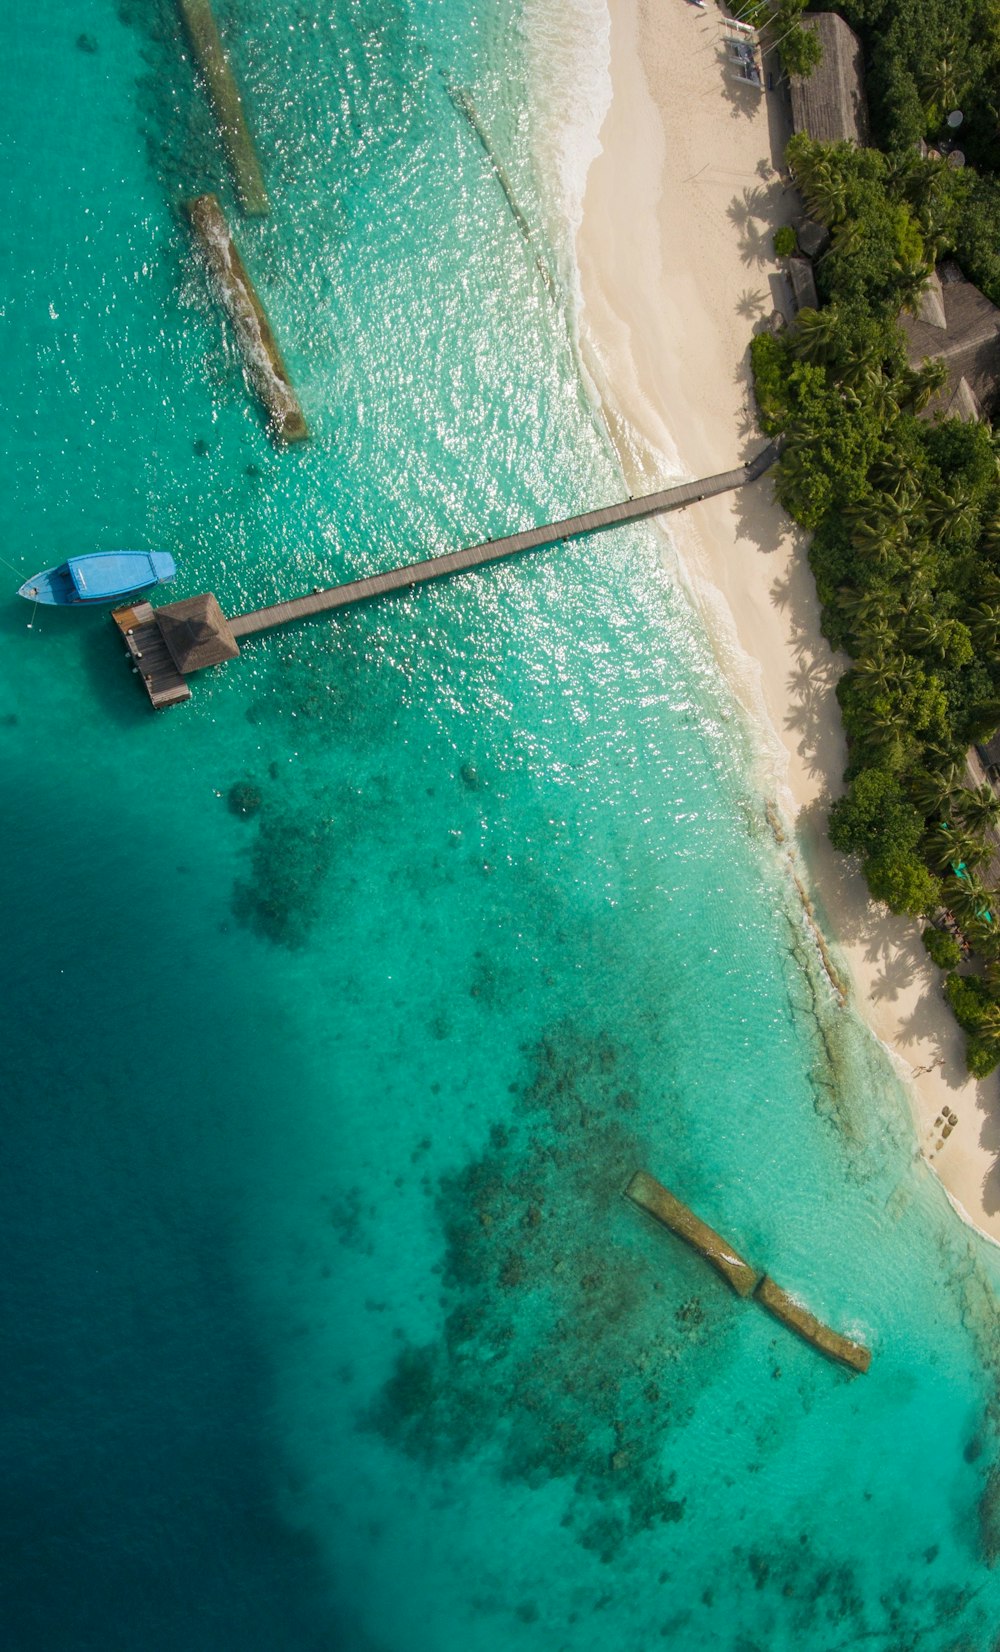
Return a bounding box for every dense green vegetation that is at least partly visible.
[751,133,1000,1073]
[835,0,1000,305]
[741,0,825,77]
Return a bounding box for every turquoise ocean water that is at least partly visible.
[4,3,1000,1648]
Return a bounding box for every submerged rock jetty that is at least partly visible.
[176,0,269,215]
[184,193,308,443]
[625,1171,871,1373]
[755,1275,871,1375]
[623,1169,759,1297]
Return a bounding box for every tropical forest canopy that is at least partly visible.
[752,127,1000,1076]
[835,0,1000,303]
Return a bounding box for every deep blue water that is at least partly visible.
[3,4,1000,1649]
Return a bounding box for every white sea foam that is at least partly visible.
[520,0,612,254]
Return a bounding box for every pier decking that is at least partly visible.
[230,444,778,639]
[113,602,192,709]
[115,444,777,707]
[625,1169,872,1373]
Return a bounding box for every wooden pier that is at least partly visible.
[113,594,238,709]
[114,602,192,709]
[177,0,269,215]
[114,444,777,708]
[185,194,308,443]
[626,1169,872,1373]
[229,444,778,640]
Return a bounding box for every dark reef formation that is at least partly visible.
[366,1023,727,1561]
[232,805,333,948]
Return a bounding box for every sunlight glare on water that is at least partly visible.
[1,3,1000,1650]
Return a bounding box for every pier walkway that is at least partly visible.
[115,443,778,707]
[229,443,778,640]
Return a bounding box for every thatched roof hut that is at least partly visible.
[788,13,869,146]
[901,263,1000,421]
[787,256,819,313]
[156,593,240,674]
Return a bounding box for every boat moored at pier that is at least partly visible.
[18,551,176,606]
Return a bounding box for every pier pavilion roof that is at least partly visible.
[901,264,1000,421]
[156,593,240,674]
[788,14,869,147]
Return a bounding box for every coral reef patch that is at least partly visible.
[232,806,333,948]
[367,1022,738,1559]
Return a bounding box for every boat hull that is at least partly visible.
[18,551,176,606]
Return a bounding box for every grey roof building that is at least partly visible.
[788,13,869,146]
[787,256,819,313]
[901,263,1000,422]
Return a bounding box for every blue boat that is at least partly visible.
[17,550,176,606]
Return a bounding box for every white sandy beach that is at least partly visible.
[575,0,1000,1241]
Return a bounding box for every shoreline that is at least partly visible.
[573,0,1000,1244]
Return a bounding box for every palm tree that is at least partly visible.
[916,200,953,264]
[798,161,848,227]
[925,486,976,539]
[852,652,895,696]
[918,44,964,126]
[884,150,920,196]
[954,784,1000,835]
[789,305,840,365]
[904,609,945,655]
[972,1000,1000,1042]
[908,768,957,819]
[848,489,915,533]
[868,452,922,501]
[947,873,994,934]
[851,521,908,567]
[924,746,966,790]
[969,602,1000,650]
[979,516,1000,559]
[818,215,864,265]
[855,615,896,655]
[853,702,905,759]
[928,828,988,873]
[844,369,897,425]
[901,358,948,414]
[895,261,932,315]
[835,587,888,627]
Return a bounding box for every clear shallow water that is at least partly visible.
[3,4,1000,1649]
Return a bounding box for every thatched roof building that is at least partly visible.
[787,256,819,313]
[788,13,869,146]
[901,264,1000,422]
[156,593,240,674]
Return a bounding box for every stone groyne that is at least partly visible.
[625,1170,871,1373]
[185,194,308,443]
[177,0,269,215]
[624,1170,760,1297]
